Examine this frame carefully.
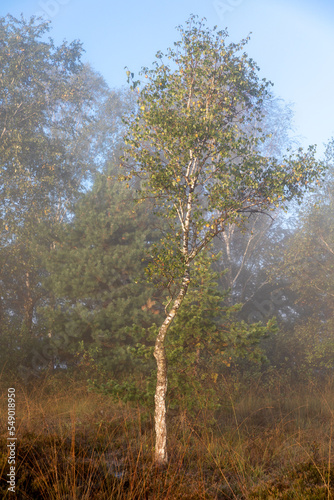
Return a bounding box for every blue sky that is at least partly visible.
[1,0,334,157]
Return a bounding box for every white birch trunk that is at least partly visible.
[153,267,190,466]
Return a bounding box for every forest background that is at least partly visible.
[1,12,334,499]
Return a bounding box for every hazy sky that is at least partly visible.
[1,0,334,157]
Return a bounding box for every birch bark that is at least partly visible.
[153,267,190,465]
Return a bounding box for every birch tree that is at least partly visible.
[122,15,324,465]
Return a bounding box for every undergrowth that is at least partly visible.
[1,374,334,499]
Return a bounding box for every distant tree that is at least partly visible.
[0,15,128,349]
[269,138,334,378]
[211,95,299,308]
[122,15,324,465]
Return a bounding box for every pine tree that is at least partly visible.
[42,168,163,383]
[160,252,274,413]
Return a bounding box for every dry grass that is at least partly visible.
[1,374,334,498]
